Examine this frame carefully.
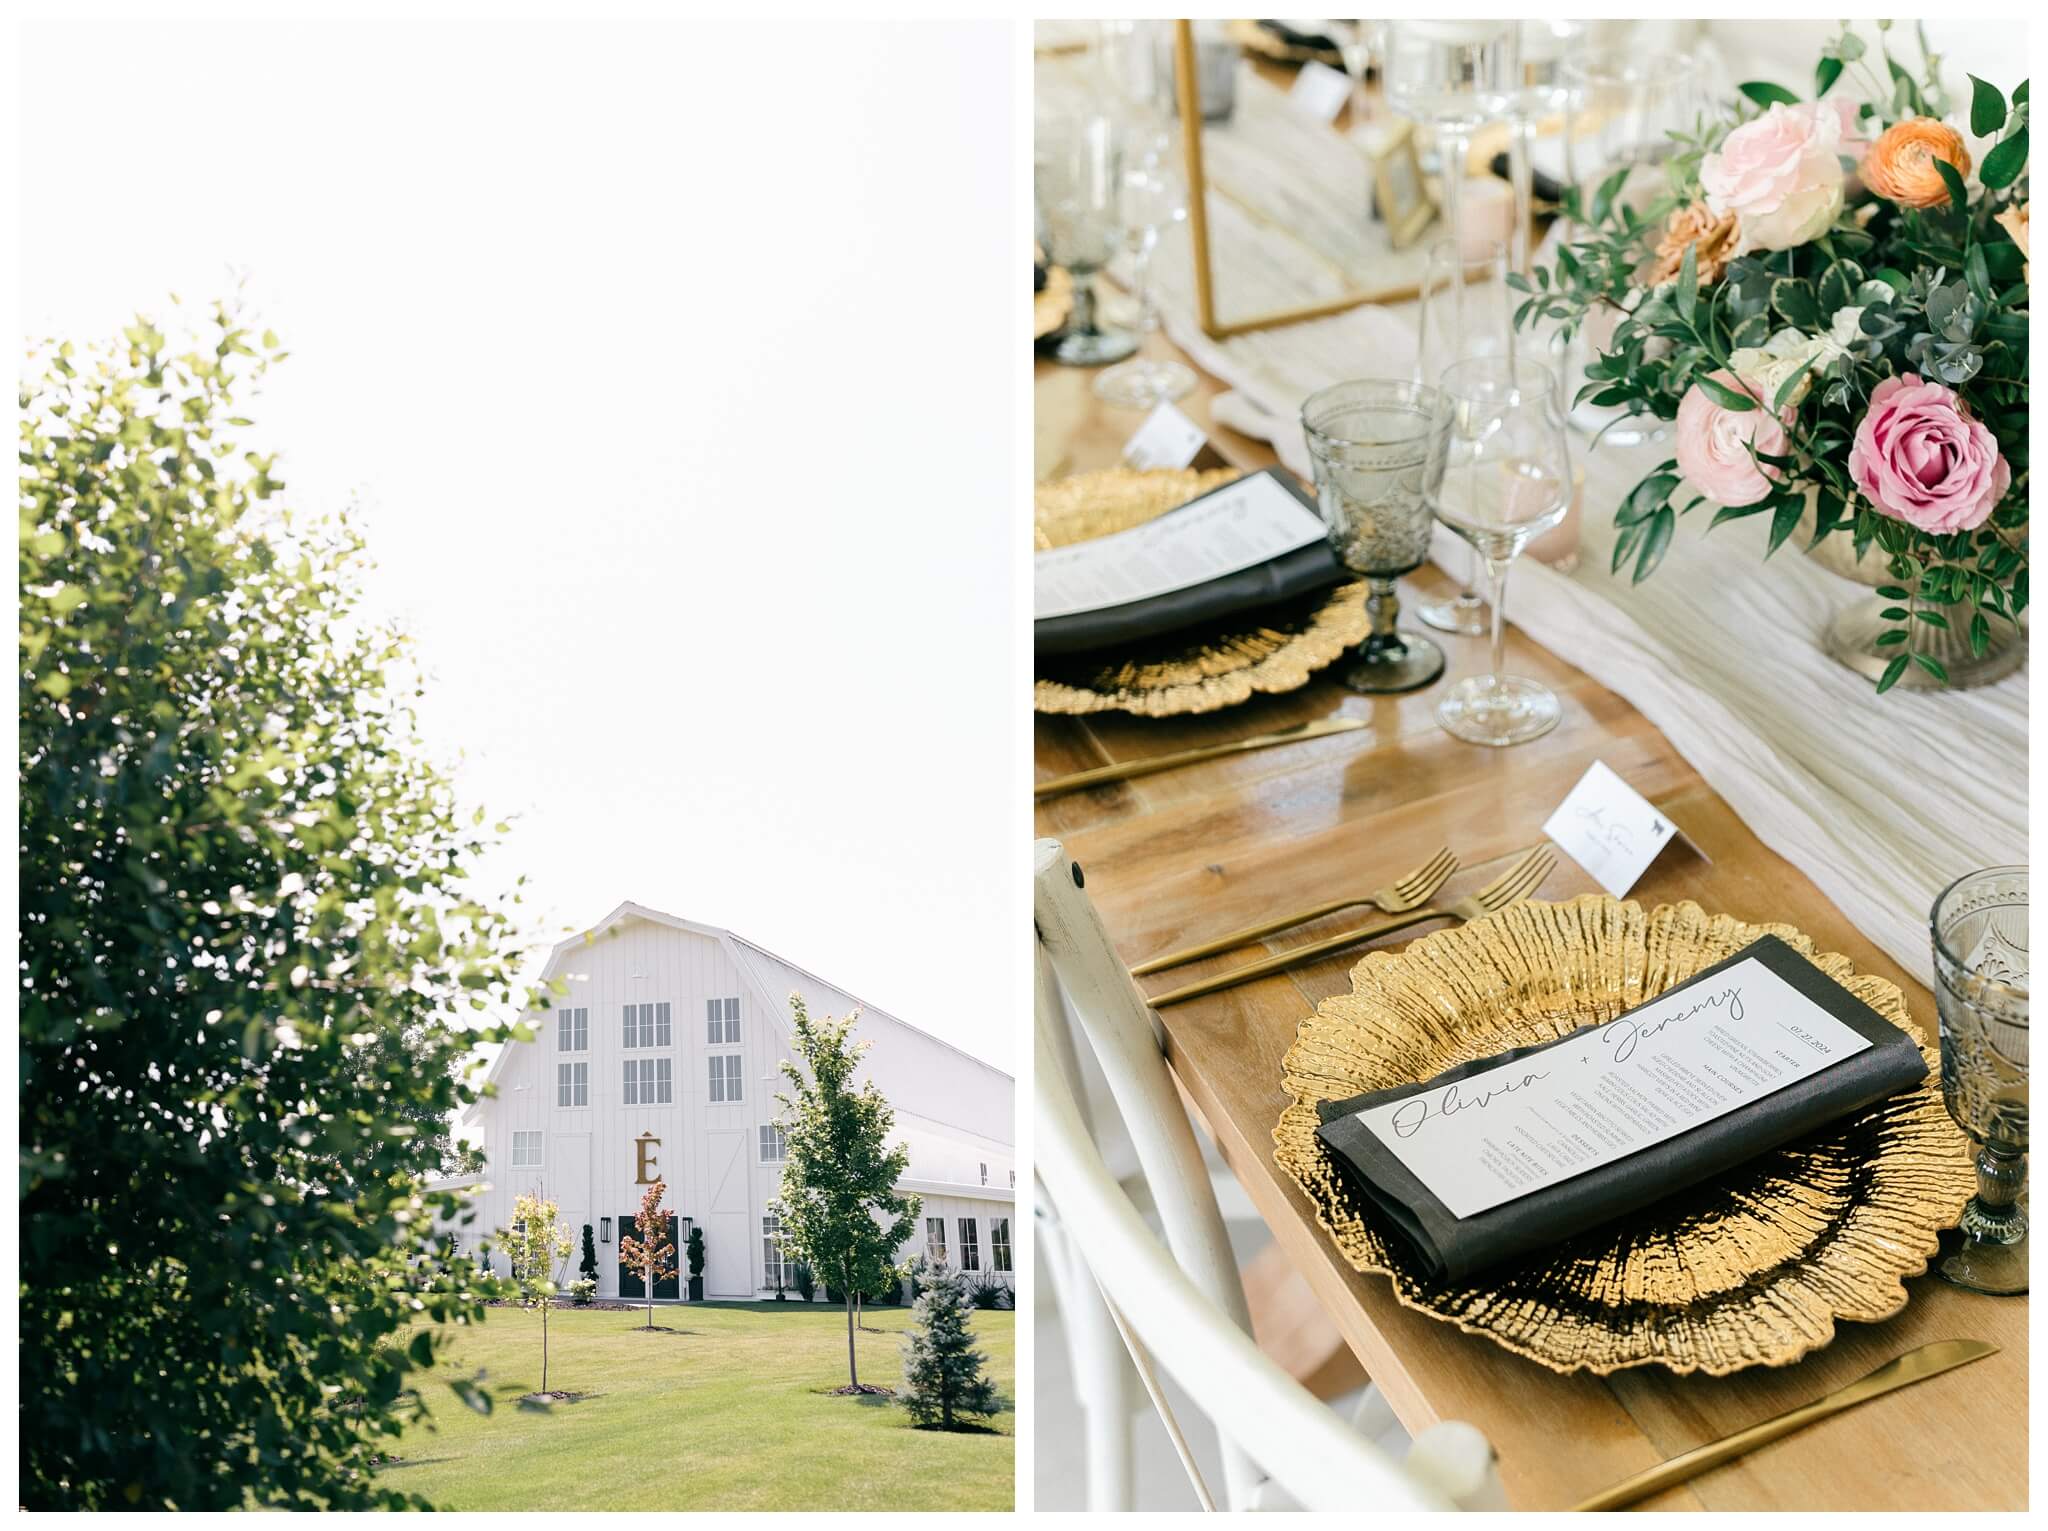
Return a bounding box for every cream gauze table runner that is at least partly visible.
[1054,63,2027,990]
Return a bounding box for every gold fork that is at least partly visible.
[1130,846,1459,977]
[1147,845,1558,1007]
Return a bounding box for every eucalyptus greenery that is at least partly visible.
[1515,23,2027,691]
[19,301,534,1507]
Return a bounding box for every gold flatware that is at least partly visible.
[1131,846,1459,976]
[1032,717,1369,801]
[1573,1339,1999,1510]
[1147,845,1556,1006]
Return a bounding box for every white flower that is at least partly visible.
[1728,326,1847,408]
[1828,306,1867,348]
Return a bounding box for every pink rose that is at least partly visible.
[1676,371,1793,507]
[1700,101,1845,253]
[1848,373,2010,533]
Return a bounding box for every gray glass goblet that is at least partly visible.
[1300,379,1453,694]
[1931,865,2029,1295]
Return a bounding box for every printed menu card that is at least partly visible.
[1315,936,1927,1281]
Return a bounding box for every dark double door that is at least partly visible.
[617,1212,682,1299]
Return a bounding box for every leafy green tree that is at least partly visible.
[772,995,920,1391]
[501,1192,572,1394]
[18,303,532,1509]
[900,1259,999,1429]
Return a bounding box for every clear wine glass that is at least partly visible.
[1093,147,1196,409]
[1429,355,1571,745]
[1414,236,1512,637]
[1379,21,1519,284]
[1931,865,2029,1295]
[1035,114,1137,367]
[1300,379,1454,695]
[1506,20,1588,274]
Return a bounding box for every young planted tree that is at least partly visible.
[19,305,531,1510]
[773,996,921,1393]
[900,1259,1000,1430]
[685,1225,706,1299]
[579,1224,600,1284]
[501,1193,572,1397]
[619,1179,679,1331]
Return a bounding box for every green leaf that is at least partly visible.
[1911,651,1950,683]
[1764,498,1804,557]
[1739,80,1801,109]
[1773,359,1817,412]
[1675,238,1698,327]
[1970,611,1991,656]
[1632,505,1675,583]
[1708,502,1770,532]
[1695,373,1758,412]
[2014,80,2029,107]
[1590,165,1631,225]
[1968,75,2008,137]
[1770,278,1822,328]
[1816,56,1844,96]
[1876,653,1910,693]
[1981,126,2028,189]
[1933,157,1971,214]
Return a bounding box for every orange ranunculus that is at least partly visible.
[1862,117,1973,209]
[1645,201,1742,286]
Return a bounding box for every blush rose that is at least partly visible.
[1700,101,1846,253]
[1675,372,1793,507]
[1847,373,2010,533]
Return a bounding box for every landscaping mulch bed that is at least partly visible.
[517,1390,587,1405]
[824,1383,896,1397]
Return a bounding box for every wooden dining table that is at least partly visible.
[1033,321,2028,1510]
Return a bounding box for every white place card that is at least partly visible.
[1542,759,1701,898]
[1120,400,1207,471]
[1287,60,1353,124]
[1346,955,1874,1218]
[1033,470,1325,621]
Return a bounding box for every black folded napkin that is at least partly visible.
[1034,468,1345,658]
[1314,935,1928,1283]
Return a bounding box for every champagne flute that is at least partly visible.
[1413,236,1511,637]
[1429,355,1571,745]
[1036,114,1137,367]
[1093,146,1196,408]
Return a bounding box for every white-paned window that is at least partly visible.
[979,1162,988,1186]
[925,1216,947,1265]
[709,1053,743,1103]
[762,1212,786,1288]
[1009,1170,1016,1187]
[706,996,740,1044]
[557,1061,588,1107]
[759,1123,787,1162]
[623,1056,673,1106]
[957,1217,980,1272]
[990,1217,1012,1273]
[556,1007,588,1051]
[511,1131,543,1167]
[623,1001,672,1048]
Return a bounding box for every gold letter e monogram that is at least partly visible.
[635,1132,661,1184]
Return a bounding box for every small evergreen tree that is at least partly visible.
[773,995,921,1392]
[500,1192,572,1396]
[792,1262,816,1302]
[900,1260,998,1429]
[579,1224,599,1283]
[619,1179,679,1331]
[686,1226,705,1293]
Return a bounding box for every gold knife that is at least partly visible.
[1574,1339,1998,1511]
[1033,717,1368,801]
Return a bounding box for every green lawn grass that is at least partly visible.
[380,1300,1014,1511]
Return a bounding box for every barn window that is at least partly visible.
[990,1218,1012,1273]
[708,1054,743,1103]
[511,1131,543,1168]
[623,1001,672,1048]
[759,1124,787,1163]
[623,1057,673,1106]
[979,1162,989,1185]
[762,1212,786,1289]
[556,1007,588,1051]
[957,1218,980,1272]
[706,996,740,1045]
[925,1216,947,1265]
[557,1061,588,1107]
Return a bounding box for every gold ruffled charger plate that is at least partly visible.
[1273,894,1975,1376]
[1035,467,1367,717]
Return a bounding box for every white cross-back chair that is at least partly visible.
[1034,837,1505,1512]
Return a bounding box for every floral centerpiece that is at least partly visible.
[1517,23,2027,691]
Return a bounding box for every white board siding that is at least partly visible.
[440,904,1015,1303]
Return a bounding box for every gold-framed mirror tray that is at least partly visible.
[1034,467,1367,718]
[1274,894,1975,1376]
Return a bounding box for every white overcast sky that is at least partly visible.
[17,14,1021,1071]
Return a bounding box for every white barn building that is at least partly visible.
[434,901,1015,1301]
